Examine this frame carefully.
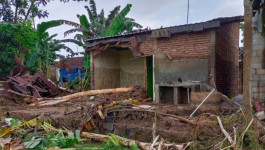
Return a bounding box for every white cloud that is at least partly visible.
[207,0,243,20]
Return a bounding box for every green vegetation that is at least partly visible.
[1,118,140,149]
[64,0,142,45]
[0,23,19,75]
[0,0,140,78]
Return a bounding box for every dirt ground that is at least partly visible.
[1,86,264,149]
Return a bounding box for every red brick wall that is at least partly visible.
[215,22,240,95]
[140,31,213,84]
[140,31,212,59]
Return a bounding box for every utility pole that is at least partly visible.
[187,0,190,24]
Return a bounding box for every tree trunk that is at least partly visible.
[29,87,133,106]
[19,49,25,65]
[14,5,19,23]
[24,0,36,21]
[243,0,253,122]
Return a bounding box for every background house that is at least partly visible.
[86,16,243,104]
[58,57,85,85]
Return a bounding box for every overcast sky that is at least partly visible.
[36,0,244,56]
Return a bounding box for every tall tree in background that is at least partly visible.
[0,0,87,65]
[0,23,18,75]
[0,0,91,23]
[0,20,76,75]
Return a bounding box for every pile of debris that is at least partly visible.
[0,65,265,149]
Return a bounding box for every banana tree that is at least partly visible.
[64,0,142,42]
[25,20,77,76]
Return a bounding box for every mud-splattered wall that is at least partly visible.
[154,54,209,84]
[94,49,145,89]
[153,54,209,103]
[94,49,120,89]
[120,50,145,87]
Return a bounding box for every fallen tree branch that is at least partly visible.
[203,83,240,109]
[81,132,149,150]
[239,117,254,146]
[108,108,197,125]
[57,86,73,93]
[220,93,240,109]
[217,116,233,144]
[30,87,133,106]
[152,113,157,142]
[149,135,159,150]
[8,89,35,98]
[220,127,237,150]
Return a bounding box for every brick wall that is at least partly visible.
[89,22,241,95]
[140,31,213,85]
[140,31,212,59]
[139,23,240,95]
[215,22,240,95]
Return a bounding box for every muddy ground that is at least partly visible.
[1,86,261,150]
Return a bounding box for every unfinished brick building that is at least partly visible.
[86,16,243,105]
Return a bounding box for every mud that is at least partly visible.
[0,86,225,144]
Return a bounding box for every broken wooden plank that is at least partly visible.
[30,87,133,106]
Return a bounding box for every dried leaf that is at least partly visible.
[0,137,11,148]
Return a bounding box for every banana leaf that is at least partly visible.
[104,4,132,37]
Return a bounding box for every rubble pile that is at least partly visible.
[0,67,265,149]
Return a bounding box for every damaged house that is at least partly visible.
[86,16,243,106]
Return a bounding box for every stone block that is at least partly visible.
[260,75,265,80]
[256,111,265,120]
[252,51,263,57]
[259,87,265,92]
[259,92,265,98]
[252,87,259,92]
[253,37,265,45]
[253,92,261,98]
[252,63,263,69]
[252,81,258,87]
[252,57,263,63]
[253,44,265,51]
[251,69,257,74]
[252,75,261,80]
[258,81,265,86]
[256,69,265,75]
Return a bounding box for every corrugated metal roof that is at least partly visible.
[86,16,243,49]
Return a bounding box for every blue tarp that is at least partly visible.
[59,68,85,85]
